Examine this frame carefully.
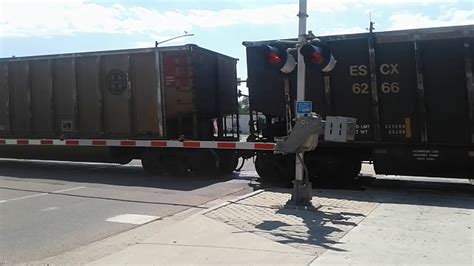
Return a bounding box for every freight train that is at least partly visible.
[245,25,474,183]
[0,25,473,182]
[0,45,247,175]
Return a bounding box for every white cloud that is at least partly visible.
[388,8,474,30]
[0,0,468,38]
[186,4,298,28]
[0,1,301,38]
[318,26,367,35]
[0,0,383,39]
[308,0,457,10]
[1,2,114,38]
[314,0,457,4]
[307,1,348,12]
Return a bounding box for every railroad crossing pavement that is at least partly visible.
[0,159,256,264]
[86,177,472,265]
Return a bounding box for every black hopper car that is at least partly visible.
[245,25,474,183]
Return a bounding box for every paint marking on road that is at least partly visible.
[0,186,85,204]
[41,206,60,212]
[52,187,86,193]
[106,214,160,225]
[0,193,48,203]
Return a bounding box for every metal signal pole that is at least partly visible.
[291,0,312,205]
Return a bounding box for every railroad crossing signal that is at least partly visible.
[299,42,336,72]
[259,44,296,74]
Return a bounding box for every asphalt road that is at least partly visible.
[0,159,256,264]
[1,158,472,264]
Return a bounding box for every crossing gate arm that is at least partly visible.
[0,139,276,151]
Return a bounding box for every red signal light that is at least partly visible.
[268,52,282,65]
[311,51,324,64]
[258,44,295,73]
[300,42,336,72]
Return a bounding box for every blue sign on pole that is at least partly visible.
[296,101,312,114]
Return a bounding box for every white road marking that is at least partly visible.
[0,186,85,203]
[106,214,160,225]
[41,206,60,212]
[52,186,85,193]
[0,193,48,203]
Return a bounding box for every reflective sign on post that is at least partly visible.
[296,101,312,118]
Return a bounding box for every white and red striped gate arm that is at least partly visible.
[0,139,276,151]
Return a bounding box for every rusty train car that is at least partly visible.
[0,44,241,174]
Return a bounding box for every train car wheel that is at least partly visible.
[218,151,239,174]
[309,156,361,186]
[164,154,186,176]
[190,149,219,177]
[255,153,274,181]
[141,150,165,175]
[255,153,294,186]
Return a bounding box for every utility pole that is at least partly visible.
[291,0,312,205]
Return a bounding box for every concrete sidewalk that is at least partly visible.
[89,185,474,265]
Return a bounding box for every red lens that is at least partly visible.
[311,52,324,64]
[268,53,281,65]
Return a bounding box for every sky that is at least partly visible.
[1,0,473,93]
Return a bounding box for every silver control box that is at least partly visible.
[324,116,356,142]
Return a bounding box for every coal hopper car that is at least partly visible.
[245,25,474,182]
[0,44,255,175]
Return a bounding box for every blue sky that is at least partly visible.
[1,0,473,93]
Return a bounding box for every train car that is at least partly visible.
[0,44,245,175]
[244,25,474,182]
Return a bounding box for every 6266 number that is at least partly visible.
[352,82,400,94]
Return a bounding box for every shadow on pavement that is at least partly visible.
[205,191,374,255]
[253,206,366,253]
[228,178,472,255]
[0,159,253,191]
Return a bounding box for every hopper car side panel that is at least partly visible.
[245,25,474,179]
[0,45,240,174]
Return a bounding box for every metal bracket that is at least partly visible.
[275,114,324,154]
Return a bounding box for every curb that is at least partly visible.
[200,189,265,215]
